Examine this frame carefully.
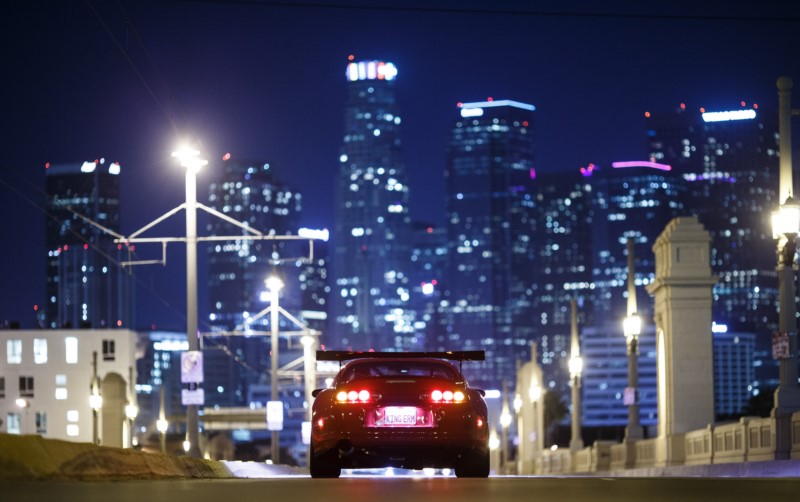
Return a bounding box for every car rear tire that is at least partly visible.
[455,450,489,478]
[309,441,341,478]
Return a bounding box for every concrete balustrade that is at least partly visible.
[746,417,776,462]
[521,412,800,475]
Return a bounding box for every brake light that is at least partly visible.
[428,389,466,403]
[336,389,373,403]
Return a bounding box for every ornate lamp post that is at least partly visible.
[500,381,512,473]
[771,76,800,459]
[568,299,584,451]
[156,385,168,454]
[89,350,103,445]
[15,398,30,435]
[623,237,644,441]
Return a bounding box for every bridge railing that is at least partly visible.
[524,411,800,474]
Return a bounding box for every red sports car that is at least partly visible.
[310,350,489,478]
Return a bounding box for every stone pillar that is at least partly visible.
[646,216,717,467]
[516,342,545,474]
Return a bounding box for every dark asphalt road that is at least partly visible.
[3,476,800,502]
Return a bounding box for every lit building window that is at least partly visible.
[7,413,21,435]
[34,338,48,364]
[7,339,22,364]
[66,424,79,437]
[65,337,78,364]
[67,410,79,422]
[55,388,68,400]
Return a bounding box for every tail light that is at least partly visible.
[336,389,378,403]
[425,389,466,403]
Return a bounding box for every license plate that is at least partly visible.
[383,406,417,425]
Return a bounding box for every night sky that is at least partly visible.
[2,0,800,331]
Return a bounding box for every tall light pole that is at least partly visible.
[772,76,800,459]
[623,237,644,441]
[267,275,284,464]
[568,299,584,452]
[172,145,207,459]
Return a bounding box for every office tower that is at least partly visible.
[205,156,304,407]
[646,104,778,333]
[579,161,686,427]
[441,99,537,389]
[587,162,687,323]
[646,103,780,387]
[581,324,657,427]
[411,222,447,352]
[45,159,132,329]
[528,170,593,391]
[332,59,414,351]
[712,327,756,418]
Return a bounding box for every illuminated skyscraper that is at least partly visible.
[332,60,414,351]
[45,159,132,329]
[646,103,779,391]
[573,162,685,427]
[205,156,307,406]
[440,99,537,389]
[529,170,593,392]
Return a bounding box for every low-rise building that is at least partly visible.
[0,329,137,447]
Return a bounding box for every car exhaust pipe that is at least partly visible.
[337,440,355,456]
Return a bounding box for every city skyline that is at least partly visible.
[3,1,800,330]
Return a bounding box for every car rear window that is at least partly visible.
[340,361,458,382]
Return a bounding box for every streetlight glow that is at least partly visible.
[772,197,800,238]
[156,418,169,434]
[266,276,284,292]
[89,393,103,411]
[529,384,542,402]
[172,146,208,173]
[623,314,642,339]
[568,356,583,377]
[500,409,512,428]
[125,404,139,420]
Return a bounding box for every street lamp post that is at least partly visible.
[500,381,512,473]
[15,398,30,435]
[529,382,542,456]
[89,350,103,445]
[172,146,207,459]
[267,275,284,464]
[623,237,644,441]
[772,76,800,459]
[156,385,168,454]
[125,366,138,448]
[568,299,584,452]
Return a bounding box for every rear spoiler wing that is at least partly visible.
[316,350,485,371]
